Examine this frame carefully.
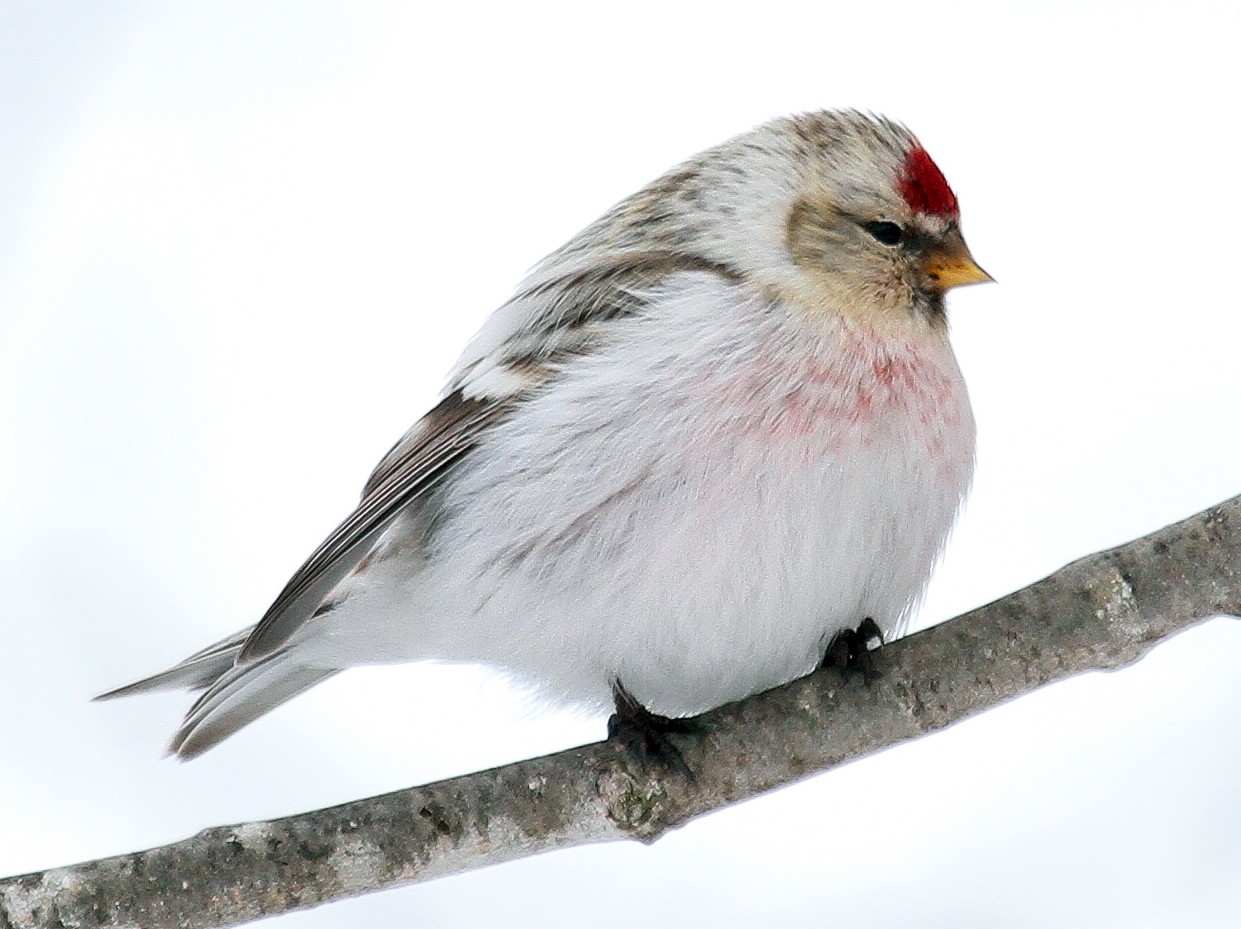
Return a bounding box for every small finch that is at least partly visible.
[100,110,990,763]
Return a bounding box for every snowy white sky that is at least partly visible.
[3,2,1241,927]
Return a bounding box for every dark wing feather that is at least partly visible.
[238,391,512,661]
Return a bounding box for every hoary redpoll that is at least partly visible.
[100,110,990,763]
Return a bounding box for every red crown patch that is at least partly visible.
[899,147,959,218]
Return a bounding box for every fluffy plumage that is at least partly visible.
[99,110,988,758]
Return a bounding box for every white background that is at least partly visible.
[3,2,1240,926]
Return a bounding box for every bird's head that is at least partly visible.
[773,113,990,333]
[562,111,989,337]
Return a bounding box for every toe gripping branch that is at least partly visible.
[819,617,885,683]
[607,680,699,780]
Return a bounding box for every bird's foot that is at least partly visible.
[607,680,698,780]
[820,617,885,684]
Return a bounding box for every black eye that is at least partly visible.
[863,221,904,247]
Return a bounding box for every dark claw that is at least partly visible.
[607,680,698,780]
[820,617,885,684]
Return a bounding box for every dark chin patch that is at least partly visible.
[915,287,948,325]
[900,147,959,219]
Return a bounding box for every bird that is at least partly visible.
[98,109,990,764]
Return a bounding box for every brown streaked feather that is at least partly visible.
[237,391,514,661]
[448,252,743,394]
[516,254,741,333]
[363,389,507,498]
[512,252,742,331]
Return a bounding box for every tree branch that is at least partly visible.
[4,495,1239,929]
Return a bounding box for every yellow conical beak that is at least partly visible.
[923,228,992,290]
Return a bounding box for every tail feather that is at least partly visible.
[96,627,338,758]
[94,628,254,699]
[168,652,338,759]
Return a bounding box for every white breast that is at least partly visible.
[329,272,975,716]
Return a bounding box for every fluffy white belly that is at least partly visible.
[324,277,974,716]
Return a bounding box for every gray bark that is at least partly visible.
[3,494,1239,929]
